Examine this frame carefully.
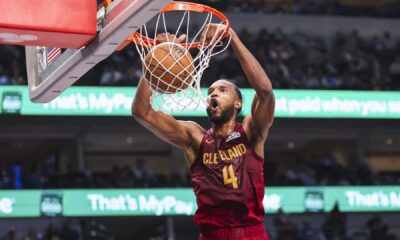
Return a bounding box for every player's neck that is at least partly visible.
[211,120,236,138]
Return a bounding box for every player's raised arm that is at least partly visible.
[132,77,202,151]
[229,29,275,140]
[131,33,204,166]
[200,24,274,140]
[132,33,202,154]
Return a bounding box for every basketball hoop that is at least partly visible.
[131,1,231,112]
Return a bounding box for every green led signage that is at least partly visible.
[1,91,22,114]
[0,186,399,218]
[0,86,399,119]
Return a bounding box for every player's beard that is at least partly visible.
[206,105,235,125]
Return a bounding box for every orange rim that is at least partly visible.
[102,0,112,8]
[132,1,230,49]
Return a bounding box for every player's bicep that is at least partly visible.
[134,109,193,149]
[244,92,275,139]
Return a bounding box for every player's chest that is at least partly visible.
[200,135,247,169]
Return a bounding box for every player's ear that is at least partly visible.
[234,99,242,111]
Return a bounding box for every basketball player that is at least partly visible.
[132,24,275,240]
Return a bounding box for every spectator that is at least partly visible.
[60,220,80,240]
[132,159,150,187]
[274,208,299,240]
[23,228,40,240]
[169,172,184,187]
[26,165,43,189]
[99,64,124,85]
[1,167,13,189]
[148,224,165,240]
[299,221,324,240]
[111,165,134,188]
[382,31,397,50]
[1,227,17,240]
[305,67,321,89]
[389,55,400,89]
[0,65,10,85]
[366,214,389,240]
[298,165,318,186]
[115,165,134,188]
[322,202,347,240]
[10,60,25,85]
[81,220,113,240]
[123,62,142,86]
[44,223,60,240]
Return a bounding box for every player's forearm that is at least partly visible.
[230,30,272,95]
[131,77,153,119]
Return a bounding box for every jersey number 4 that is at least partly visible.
[222,164,238,189]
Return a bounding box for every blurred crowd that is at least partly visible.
[1,208,398,240]
[1,28,399,91]
[0,219,114,240]
[273,205,398,240]
[1,154,399,190]
[0,46,26,86]
[265,154,400,187]
[203,29,400,91]
[0,159,188,190]
[194,0,400,18]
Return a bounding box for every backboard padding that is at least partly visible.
[26,0,171,103]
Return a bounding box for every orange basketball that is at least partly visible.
[144,42,194,94]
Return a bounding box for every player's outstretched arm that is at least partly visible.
[132,77,204,155]
[201,24,274,141]
[229,29,275,140]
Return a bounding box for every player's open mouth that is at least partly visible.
[211,99,219,110]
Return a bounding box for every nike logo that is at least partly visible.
[205,138,215,144]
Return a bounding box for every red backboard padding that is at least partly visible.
[0,0,97,48]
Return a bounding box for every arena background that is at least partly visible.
[0,0,400,239]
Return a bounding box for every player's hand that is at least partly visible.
[156,33,187,44]
[200,23,229,45]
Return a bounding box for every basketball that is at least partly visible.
[144,42,195,94]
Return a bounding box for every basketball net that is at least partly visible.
[133,2,231,112]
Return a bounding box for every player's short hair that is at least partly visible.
[234,85,242,114]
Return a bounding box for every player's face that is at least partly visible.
[206,80,240,125]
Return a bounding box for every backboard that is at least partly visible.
[25,0,171,103]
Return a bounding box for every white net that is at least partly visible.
[133,6,231,112]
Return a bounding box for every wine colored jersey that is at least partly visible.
[191,122,265,232]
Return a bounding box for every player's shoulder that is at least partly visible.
[178,120,206,151]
